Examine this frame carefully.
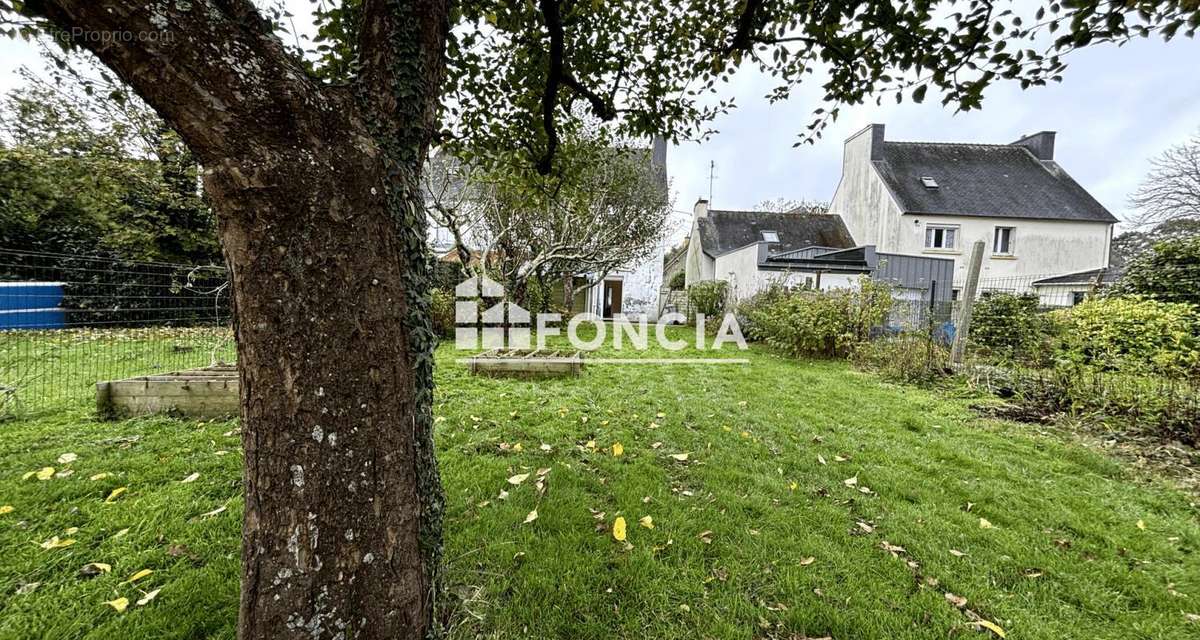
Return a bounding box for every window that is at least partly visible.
[1071,291,1087,306]
[924,224,958,250]
[761,230,780,243]
[993,226,1015,255]
[919,176,939,189]
[951,289,960,301]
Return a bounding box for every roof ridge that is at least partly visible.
[708,209,834,216]
[883,140,1020,149]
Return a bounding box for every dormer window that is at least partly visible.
[761,231,780,243]
[919,176,939,189]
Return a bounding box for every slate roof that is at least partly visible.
[873,142,1117,223]
[696,210,855,257]
[1031,267,1122,286]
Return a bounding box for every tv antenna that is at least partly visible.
[708,160,717,202]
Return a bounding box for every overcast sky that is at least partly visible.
[2,8,1197,245]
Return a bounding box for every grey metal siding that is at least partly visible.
[875,253,954,300]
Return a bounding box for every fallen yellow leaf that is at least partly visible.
[89,473,111,481]
[639,516,654,529]
[82,562,112,574]
[105,597,130,613]
[613,517,627,541]
[611,442,624,457]
[669,453,689,462]
[799,556,816,566]
[512,443,523,452]
[1136,519,1146,531]
[507,473,530,485]
[105,487,128,503]
[979,517,994,529]
[124,569,153,583]
[57,452,78,464]
[36,467,55,481]
[975,620,1006,638]
[137,588,161,606]
[523,509,538,524]
[39,536,76,550]
[0,505,13,515]
[180,472,200,483]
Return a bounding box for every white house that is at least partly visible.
[680,200,954,312]
[827,124,1117,300]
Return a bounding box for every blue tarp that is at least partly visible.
[0,282,66,329]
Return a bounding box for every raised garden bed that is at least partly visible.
[465,349,584,378]
[96,365,238,418]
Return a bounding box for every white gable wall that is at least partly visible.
[828,125,906,251]
[828,124,1114,291]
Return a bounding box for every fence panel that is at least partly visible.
[0,249,234,415]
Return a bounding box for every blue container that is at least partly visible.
[0,282,66,329]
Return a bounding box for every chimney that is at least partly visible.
[651,136,667,172]
[1012,131,1056,160]
[846,123,885,162]
[694,198,709,219]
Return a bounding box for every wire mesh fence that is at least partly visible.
[956,267,1200,444]
[0,248,234,415]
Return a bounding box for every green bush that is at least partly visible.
[735,284,790,342]
[1109,236,1200,306]
[852,333,950,385]
[1008,364,1200,445]
[687,280,728,317]
[970,292,1059,366]
[1057,296,1200,379]
[668,270,686,291]
[430,288,455,338]
[738,279,893,358]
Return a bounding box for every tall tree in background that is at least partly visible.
[754,197,829,214]
[4,1,1197,638]
[1130,131,1200,227]
[475,130,671,310]
[0,71,218,263]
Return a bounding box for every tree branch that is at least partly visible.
[25,0,330,162]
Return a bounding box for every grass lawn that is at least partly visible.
[1,328,1198,639]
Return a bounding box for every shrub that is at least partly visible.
[430,288,455,338]
[735,284,790,342]
[668,270,685,291]
[1057,296,1200,379]
[738,279,893,358]
[970,292,1059,366]
[1109,236,1200,306]
[852,333,950,385]
[1007,364,1200,445]
[688,280,728,317]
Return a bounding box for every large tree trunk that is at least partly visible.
[206,136,442,639]
[29,2,450,638]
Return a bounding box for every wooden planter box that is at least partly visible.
[96,365,239,418]
[466,349,583,378]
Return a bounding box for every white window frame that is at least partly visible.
[924,224,959,251]
[761,230,780,243]
[993,226,1015,256]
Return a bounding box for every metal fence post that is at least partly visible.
[950,241,985,365]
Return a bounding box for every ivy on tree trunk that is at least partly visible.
[26,1,450,637]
